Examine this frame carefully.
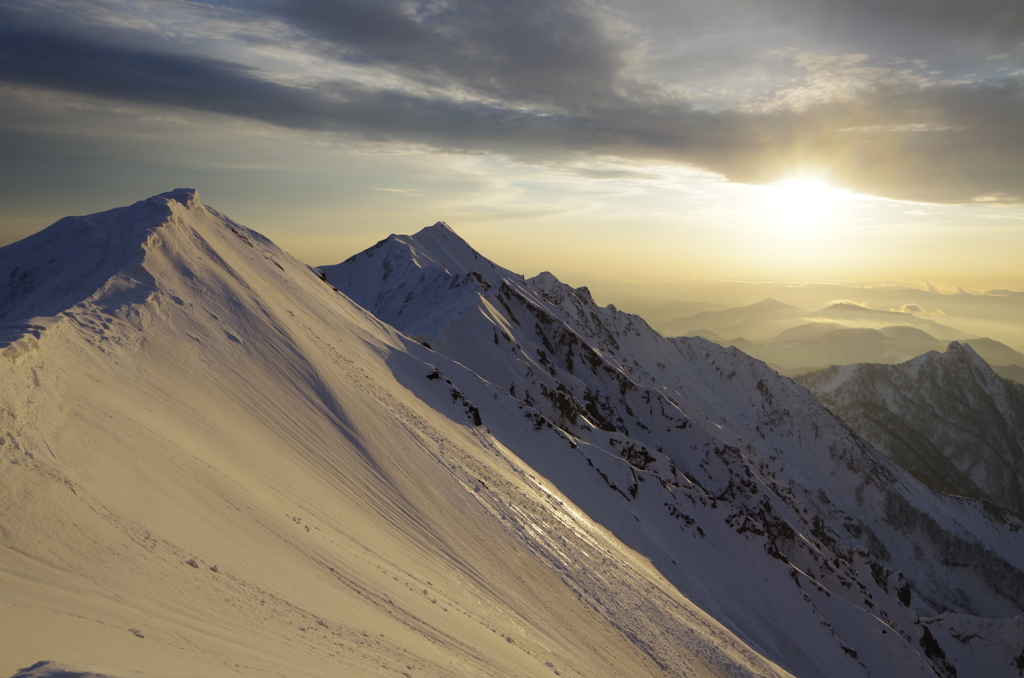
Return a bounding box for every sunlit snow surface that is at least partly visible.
[2,193,1022,678]
[1,191,789,677]
[325,220,1024,677]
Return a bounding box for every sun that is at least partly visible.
[768,177,851,234]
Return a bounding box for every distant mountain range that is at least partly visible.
[796,343,1024,519]
[810,302,975,340]
[995,364,1024,384]
[662,298,1024,375]
[661,297,807,339]
[731,326,1024,375]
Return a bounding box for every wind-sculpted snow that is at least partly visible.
[1,192,793,678]
[326,223,1024,678]
[796,343,1024,518]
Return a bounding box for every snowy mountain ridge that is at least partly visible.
[327,221,1024,678]
[4,191,793,678]
[797,342,1024,518]
[321,221,521,340]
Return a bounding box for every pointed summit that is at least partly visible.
[321,223,488,337]
[423,220,454,232]
[399,221,510,279]
[746,298,797,311]
[938,340,998,377]
[912,340,990,373]
[154,187,201,208]
[0,188,278,333]
[319,221,524,337]
[946,339,973,355]
[1,190,197,327]
[820,301,876,313]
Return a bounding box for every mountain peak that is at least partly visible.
[529,270,559,288]
[412,220,463,244]
[153,187,201,209]
[423,220,454,232]
[943,340,989,369]
[748,297,796,311]
[824,302,874,312]
[319,220,522,338]
[383,221,524,284]
[947,339,972,354]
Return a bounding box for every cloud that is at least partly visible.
[0,0,1022,204]
[894,303,947,315]
[270,0,634,105]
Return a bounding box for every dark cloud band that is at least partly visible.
[1,1,1022,204]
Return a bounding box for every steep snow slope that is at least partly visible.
[0,192,790,678]
[325,223,1024,678]
[796,343,1024,517]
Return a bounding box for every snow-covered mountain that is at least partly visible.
[4,196,1024,678]
[325,222,1024,678]
[796,343,1024,518]
[1,192,791,678]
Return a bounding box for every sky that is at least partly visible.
[1,0,1023,301]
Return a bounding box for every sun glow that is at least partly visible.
[767,177,853,235]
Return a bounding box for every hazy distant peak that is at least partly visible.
[889,340,997,384]
[877,325,935,340]
[946,339,973,354]
[942,340,989,369]
[816,302,916,319]
[527,271,567,296]
[747,298,798,310]
[797,337,1024,519]
[821,302,881,313]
